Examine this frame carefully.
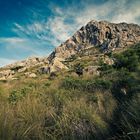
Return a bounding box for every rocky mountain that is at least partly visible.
[0,20,140,80]
[49,20,140,61]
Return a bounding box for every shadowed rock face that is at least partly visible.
[49,20,140,61]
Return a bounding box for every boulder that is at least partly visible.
[18,67,27,73]
[103,56,114,65]
[38,66,50,74]
[29,73,37,78]
[0,70,14,78]
[0,77,6,81]
[49,57,68,73]
[24,72,37,78]
[84,66,100,75]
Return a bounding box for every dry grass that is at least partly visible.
[0,75,118,140]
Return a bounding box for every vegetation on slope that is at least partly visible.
[0,43,140,140]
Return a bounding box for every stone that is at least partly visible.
[24,72,37,78]
[0,70,13,77]
[38,66,50,74]
[84,66,100,75]
[49,57,68,73]
[24,72,30,76]
[18,67,27,73]
[0,56,49,79]
[0,77,6,81]
[29,73,37,78]
[103,56,114,65]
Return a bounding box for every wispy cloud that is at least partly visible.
[13,0,140,48]
[0,37,25,44]
[0,58,16,67]
[0,37,49,61]
[13,18,73,46]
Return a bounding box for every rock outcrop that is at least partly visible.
[4,57,48,69]
[84,66,100,76]
[49,20,140,62]
[48,57,68,73]
[0,57,48,80]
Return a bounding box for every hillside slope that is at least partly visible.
[0,42,140,140]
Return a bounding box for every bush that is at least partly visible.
[62,77,112,92]
[8,87,29,104]
[74,63,84,76]
[114,49,139,72]
[94,79,112,90]
[61,77,86,90]
[99,63,113,71]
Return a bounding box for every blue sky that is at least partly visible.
[0,0,140,66]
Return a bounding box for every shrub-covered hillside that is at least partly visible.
[0,43,140,140]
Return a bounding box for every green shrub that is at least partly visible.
[94,79,112,90]
[87,94,98,103]
[62,77,112,92]
[61,77,86,90]
[8,87,29,104]
[74,63,84,76]
[99,63,113,71]
[114,49,139,72]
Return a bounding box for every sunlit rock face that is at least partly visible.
[49,20,140,60]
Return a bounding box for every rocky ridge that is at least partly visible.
[0,20,140,80]
[49,20,140,60]
[0,57,48,80]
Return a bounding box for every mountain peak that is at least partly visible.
[49,20,140,60]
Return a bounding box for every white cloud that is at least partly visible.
[0,37,47,57]
[45,17,75,44]
[0,58,16,67]
[14,23,41,37]
[14,18,75,46]
[111,0,140,23]
[0,37,25,44]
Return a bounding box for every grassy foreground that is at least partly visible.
[0,43,140,140]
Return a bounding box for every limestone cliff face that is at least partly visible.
[49,20,140,61]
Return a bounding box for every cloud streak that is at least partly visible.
[0,58,16,67]
[0,37,25,44]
